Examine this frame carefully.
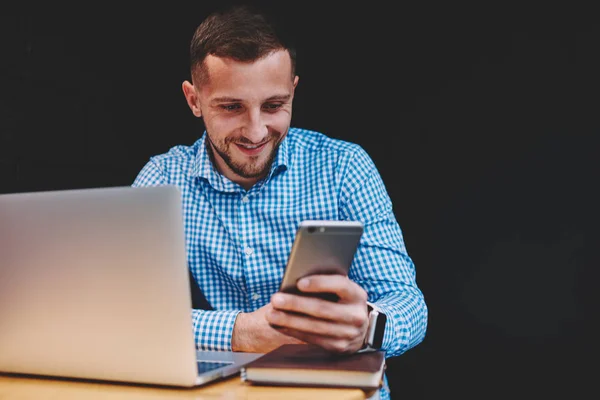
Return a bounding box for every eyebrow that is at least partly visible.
[210,94,292,105]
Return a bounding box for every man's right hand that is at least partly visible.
[231,303,305,353]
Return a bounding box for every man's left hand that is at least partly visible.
[266,274,369,354]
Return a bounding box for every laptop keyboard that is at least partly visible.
[197,360,233,374]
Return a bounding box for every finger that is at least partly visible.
[271,292,366,327]
[266,308,361,340]
[297,274,368,303]
[276,327,360,354]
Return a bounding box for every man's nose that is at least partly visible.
[242,109,268,143]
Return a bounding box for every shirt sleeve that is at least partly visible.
[131,159,166,188]
[339,147,428,358]
[132,159,242,351]
[191,309,241,351]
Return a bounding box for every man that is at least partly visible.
[133,4,427,399]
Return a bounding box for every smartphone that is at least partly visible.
[278,220,364,302]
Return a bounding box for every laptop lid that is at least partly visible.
[0,185,243,387]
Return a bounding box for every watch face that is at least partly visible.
[373,312,387,349]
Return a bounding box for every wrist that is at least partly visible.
[231,312,248,352]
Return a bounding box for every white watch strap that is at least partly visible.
[366,301,383,313]
[361,301,382,351]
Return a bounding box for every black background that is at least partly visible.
[1,2,598,399]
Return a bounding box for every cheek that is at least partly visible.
[266,112,292,132]
[206,116,239,140]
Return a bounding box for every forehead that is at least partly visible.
[199,50,294,101]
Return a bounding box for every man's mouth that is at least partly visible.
[235,142,267,156]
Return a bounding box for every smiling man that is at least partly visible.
[132,5,428,400]
[181,48,297,190]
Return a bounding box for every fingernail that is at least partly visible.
[272,294,284,307]
[298,278,309,289]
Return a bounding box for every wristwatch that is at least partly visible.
[361,302,387,351]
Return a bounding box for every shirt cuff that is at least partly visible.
[191,309,242,351]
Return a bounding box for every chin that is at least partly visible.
[241,164,270,179]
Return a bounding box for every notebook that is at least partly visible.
[242,344,386,390]
[0,185,263,387]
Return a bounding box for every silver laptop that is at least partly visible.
[0,185,263,387]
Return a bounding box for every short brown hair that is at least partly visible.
[189,4,296,86]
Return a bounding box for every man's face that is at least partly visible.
[193,50,298,187]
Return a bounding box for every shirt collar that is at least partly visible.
[269,132,289,178]
[190,131,290,191]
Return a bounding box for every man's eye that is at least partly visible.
[263,103,283,111]
[221,104,242,111]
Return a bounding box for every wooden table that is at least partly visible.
[0,373,372,400]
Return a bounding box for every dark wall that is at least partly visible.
[2,2,598,399]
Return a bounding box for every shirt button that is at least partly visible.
[241,196,249,203]
[244,246,253,256]
[251,293,260,301]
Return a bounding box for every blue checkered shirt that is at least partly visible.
[132,128,428,399]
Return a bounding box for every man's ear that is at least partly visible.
[182,81,202,118]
